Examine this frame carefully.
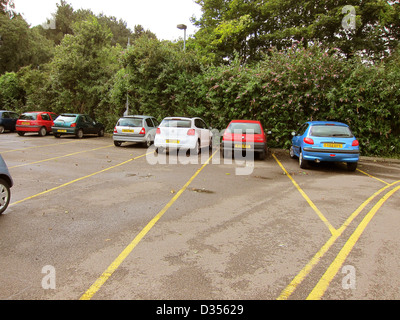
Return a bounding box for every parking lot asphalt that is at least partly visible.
[0,133,399,300]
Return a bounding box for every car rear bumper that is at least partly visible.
[222,141,266,153]
[16,125,42,132]
[113,134,146,143]
[303,147,359,162]
[51,127,76,135]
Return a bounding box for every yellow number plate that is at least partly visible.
[122,129,134,133]
[324,143,343,148]
[166,140,180,144]
[235,144,251,149]
[22,121,30,125]
[57,129,67,133]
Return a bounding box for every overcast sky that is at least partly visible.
[13,0,203,41]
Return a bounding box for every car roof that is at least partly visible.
[163,117,194,120]
[229,120,261,123]
[119,115,153,119]
[307,121,349,127]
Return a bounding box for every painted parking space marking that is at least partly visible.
[9,152,152,208]
[8,144,113,169]
[0,140,79,153]
[356,168,390,185]
[272,153,337,235]
[80,149,219,300]
[307,185,400,300]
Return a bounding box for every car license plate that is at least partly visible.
[166,139,180,144]
[122,129,134,133]
[235,144,251,149]
[57,129,67,133]
[22,121,30,125]
[324,143,343,148]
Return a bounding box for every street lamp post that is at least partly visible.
[177,24,187,51]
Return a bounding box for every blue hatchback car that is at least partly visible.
[289,121,360,171]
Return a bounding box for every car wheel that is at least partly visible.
[0,126,4,134]
[0,178,11,215]
[299,150,308,169]
[38,127,47,137]
[155,147,164,154]
[347,162,358,171]
[145,136,152,148]
[192,140,200,155]
[17,131,25,136]
[114,141,122,147]
[76,129,84,139]
[289,146,297,159]
[98,128,104,137]
[54,133,61,138]
[259,150,266,160]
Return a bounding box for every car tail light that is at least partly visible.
[139,127,145,135]
[352,140,359,147]
[113,127,117,133]
[187,129,195,136]
[156,128,161,135]
[70,123,76,127]
[303,137,314,145]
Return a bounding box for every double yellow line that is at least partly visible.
[273,154,400,300]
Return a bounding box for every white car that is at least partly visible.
[154,117,213,154]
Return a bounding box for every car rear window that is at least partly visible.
[160,119,191,128]
[56,115,77,122]
[310,125,353,137]
[19,113,38,120]
[227,122,262,134]
[118,118,143,127]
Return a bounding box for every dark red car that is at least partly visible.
[221,120,269,160]
[16,112,58,136]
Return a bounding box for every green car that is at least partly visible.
[52,114,105,139]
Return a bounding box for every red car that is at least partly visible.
[221,120,269,160]
[16,111,58,136]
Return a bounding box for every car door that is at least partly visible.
[195,118,211,148]
[81,115,96,134]
[293,123,308,155]
[40,113,52,131]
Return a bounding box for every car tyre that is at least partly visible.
[191,140,200,155]
[17,131,25,136]
[54,133,61,138]
[145,136,152,148]
[347,162,358,171]
[299,150,308,169]
[0,126,4,134]
[289,146,297,159]
[76,129,84,139]
[0,178,11,215]
[114,141,122,147]
[98,128,104,137]
[38,126,47,137]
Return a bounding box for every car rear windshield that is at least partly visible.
[160,119,191,128]
[19,113,38,120]
[57,115,77,122]
[118,118,143,127]
[310,125,353,137]
[227,122,262,134]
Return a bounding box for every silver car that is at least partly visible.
[113,115,159,147]
[0,154,13,215]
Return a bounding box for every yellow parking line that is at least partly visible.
[1,140,78,153]
[9,152,152,207]
[272,153,337,235]
[9,145,113,169]
[80,149,219,300]
[277,180,400,300]
[356,168,390,185]
[307,185,400,300]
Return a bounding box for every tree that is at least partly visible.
[49,16,119,117]
[192,0,400,63]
